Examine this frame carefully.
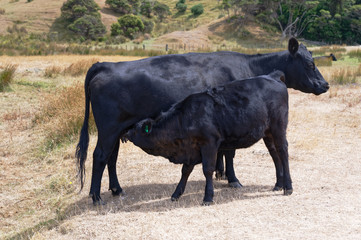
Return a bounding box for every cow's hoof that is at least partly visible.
[110,187,124,196]
[202,201,214,206]
[171,196,179,202]
[229,181,243,188]
[273,185,283,191]
[93,199,106,206]
[284,189,293,196]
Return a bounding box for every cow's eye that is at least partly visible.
[309,62,315,70]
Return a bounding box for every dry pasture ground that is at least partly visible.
[0,55,360,240]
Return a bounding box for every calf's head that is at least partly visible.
[285,38,329,95]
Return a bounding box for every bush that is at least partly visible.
[60,0,106,40]
[111,14,144,39]
[176,0,187,13]
[191,3,204,16]
[44,66,63,78]
[0,64,17,92]
[68,15,106,40]
[0,8,5,15]
[106,0,132,14]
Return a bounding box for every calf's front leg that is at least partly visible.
[171,164,195,201]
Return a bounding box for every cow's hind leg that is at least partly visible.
[263,135,284,191]
[215,152,226,180]
[90,134,120,205]
[107,139,124,196]
[171,164,195,201]
[224,150,242,188]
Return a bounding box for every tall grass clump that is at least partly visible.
[35,83,96,151]
[314,57,332,66]
[330,68,357,85]
[63,58,99,77]
[348,49,361,61]
[44,65,63,78]
[0,64,17,91]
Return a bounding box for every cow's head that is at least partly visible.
[285,38,329,95]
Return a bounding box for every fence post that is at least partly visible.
[166,44,168,52]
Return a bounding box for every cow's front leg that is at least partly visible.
[201,145,218,205]
[171,164,195,201]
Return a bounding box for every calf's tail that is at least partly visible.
[75,64,97,191]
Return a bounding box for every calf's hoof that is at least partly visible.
[202,201,214,206]
[284,188,293,196]
[215,171,227,180]
[229,181,243,188]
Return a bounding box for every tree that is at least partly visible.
[68,15,107,40]
[176,0,187,13]
[153,2,170,22]
[271,0,319,39]
[60,0,106,40]
[61,0,101,21]
[111,14,144,39]
[140,0,153,17]
[105,0,132,14]
[191,3,204,16]
[221,0,231,17]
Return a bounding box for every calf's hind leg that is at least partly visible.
[263,135,284,191]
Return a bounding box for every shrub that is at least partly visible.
[111,14,144,39]
[68,15,106,40]
[106,0,132,14]
[0,8,5,15]
[153,2,170,22]
[44,65,63,78]
[176,0,187,13]
[60,0,106,40]
[191,3,203,16]
[0,64,17,92]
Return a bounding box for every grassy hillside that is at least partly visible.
[0,0,276,47]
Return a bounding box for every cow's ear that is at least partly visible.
[288,37,299,57]
[142,120,152,134]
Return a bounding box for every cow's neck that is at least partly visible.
[248,51,288,81]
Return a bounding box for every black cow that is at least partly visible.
[76,38,329,204]
[125,71,289,205]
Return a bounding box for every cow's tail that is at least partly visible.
[75,63,98,191]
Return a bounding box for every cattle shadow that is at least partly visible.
[62,180,281,218]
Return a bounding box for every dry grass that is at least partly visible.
[0,55,361,240]
[63,58,99,77]
[0,63,17,91]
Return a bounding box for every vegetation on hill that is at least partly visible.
[0,0,360,52]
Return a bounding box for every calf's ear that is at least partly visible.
[288,37,299,57]
[142,120,153,134]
